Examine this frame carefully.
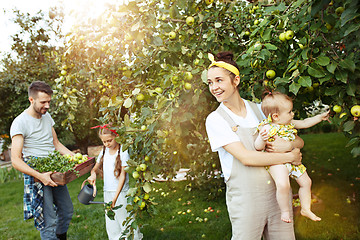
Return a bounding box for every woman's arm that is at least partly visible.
[223,141,302,167]
[111,166,126,208]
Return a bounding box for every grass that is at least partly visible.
[0,132,359,240]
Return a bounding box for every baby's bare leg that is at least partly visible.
[269,164,292,223]
[296,172,321,221]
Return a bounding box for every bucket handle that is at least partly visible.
[81,179,97,198]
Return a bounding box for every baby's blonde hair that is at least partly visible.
[261,91,293,118]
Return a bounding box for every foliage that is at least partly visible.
[50,0,359,234]
[27,151,79,174]
[0,167,23,183]
[0,9,64,146]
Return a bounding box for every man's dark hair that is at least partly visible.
[28,81,53,98]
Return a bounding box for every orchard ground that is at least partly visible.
[0,132,359,239]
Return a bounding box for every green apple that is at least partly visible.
[139,163,147,171]
[136,93,145,101]
[61,70,67,75]
[139,201,146,209]
[82,155,88,161]
[72,88,77,93]
[212,163,216,168]
[194,59,200,65]
[134,196,140,203]
[285,30,294,40]
[173,151,178,155]
[186,16,195,26]
[333,105,342,113]
[205,0,214,5]
[63,94,68,99]
[132,171,140,179]
[169,31,176,40]
[74,153,83,160]
[254,20,260,25]
[340,112,347,118]
[279,33,286,42]
[350,105,360,117]
[155,87,163,93]
[184,82,192,90]
[335,7,344,16]
[144,156,150,161]
[144,193,150,200]
[244,31,250,36]
[298,43,305,49]
[266,70,276,79]
[325,23,333,30]
[185,72,193,80]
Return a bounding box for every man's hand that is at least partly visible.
[38,172,58,187]
[265,136,293,153]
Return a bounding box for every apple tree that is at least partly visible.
[54,0,359,235]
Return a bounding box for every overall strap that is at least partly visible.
[216,106,240,133]
[247,101,263,122]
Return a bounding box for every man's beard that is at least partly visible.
[33,103,48,116]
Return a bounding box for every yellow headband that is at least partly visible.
[208,61,240,76]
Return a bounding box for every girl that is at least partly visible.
[205,52,303,239]
[87,124,143,240]
[254,91,329,223]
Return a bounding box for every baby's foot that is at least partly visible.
[281,211,292,223]
[300,209,321,221]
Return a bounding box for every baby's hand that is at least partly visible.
[319,110,330,123]
[259,128,269,141]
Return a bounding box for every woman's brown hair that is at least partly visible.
[97,127,122,179]
[211,51,240,81]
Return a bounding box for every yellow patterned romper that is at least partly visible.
[258,117,306,179]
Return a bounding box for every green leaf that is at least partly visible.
[289,82,301,95]
[343,121,355,132]
[346,83,356,96]
[339,59,356,73]
[346,137,359,148]
[326,63,337,74]
[298,76,312,87]
[307,66,325,78]
[127,187,137,197]
[351,147,360,157]
[315,56,330,66]
[143,182,152,193]
[335,69,348,83]
[264,43,277,50]
[201,70,208,84]
[344,24,360,37]
[262,28,272,41]
[324,86,338,96]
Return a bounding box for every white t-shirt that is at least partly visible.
[205,100,265,182]
[10,111,55,157]
[96,146,129,192]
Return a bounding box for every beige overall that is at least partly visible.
[216,102,295,240]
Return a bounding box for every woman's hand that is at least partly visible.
[265,136,293,153]
[289,148,302,165]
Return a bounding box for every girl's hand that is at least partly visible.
[87,172,96,185]
[111,198,117,208]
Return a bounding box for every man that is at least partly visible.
[10,81,74,240]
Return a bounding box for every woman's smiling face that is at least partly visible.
[207,67,239,102]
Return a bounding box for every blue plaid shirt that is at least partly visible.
[23,156,44,230]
